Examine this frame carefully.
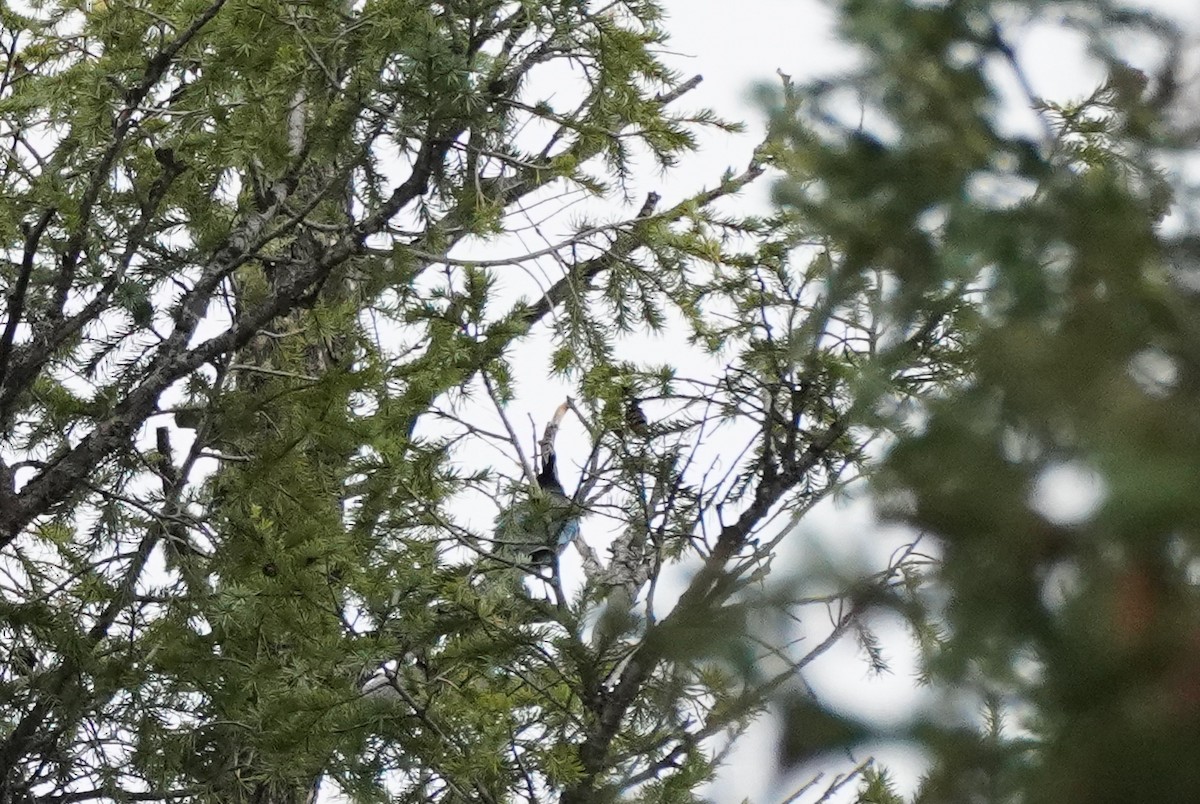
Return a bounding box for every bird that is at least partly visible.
[491,451,580,574]
[529,452,580,564]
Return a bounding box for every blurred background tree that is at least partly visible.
[763,1,1200,802]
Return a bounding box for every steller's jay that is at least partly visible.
[492,451,580,573]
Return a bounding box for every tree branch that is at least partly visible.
[0,206,54,393]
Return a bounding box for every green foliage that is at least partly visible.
[762,0,1200,802]
[858,767,908,804]
[14,0,1167,801]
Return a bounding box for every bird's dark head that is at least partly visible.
[536,452,564,494]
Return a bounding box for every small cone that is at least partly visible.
[625,398,649,437]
